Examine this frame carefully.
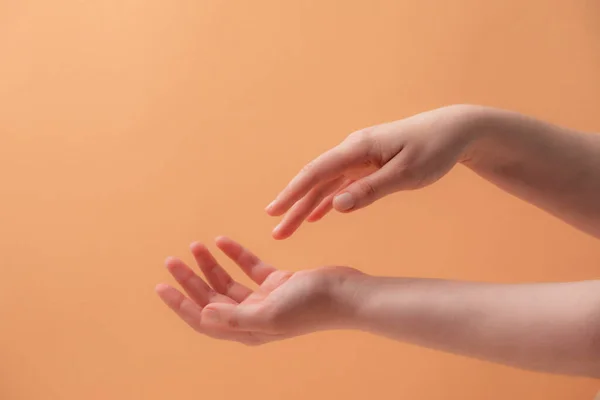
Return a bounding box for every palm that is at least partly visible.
[155,236,335,345]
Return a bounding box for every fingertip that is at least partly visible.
[306,212,322,222]
[265,201,287,217]
[271,230,283,240]
[266,209,283,217]
[155,284,187,308]
[272,226,291,240]
[164,256,178,267]
[265,200,276,214]
[307,212,327,222]
[271,224,283,240]
[189,241,205,253]
[307,199,334,222]
[216,236,239,253]
[214,235,230,245]
[155,283,170,293]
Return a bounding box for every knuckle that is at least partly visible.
[300,162,312,174]
[347,127,381,163]
[347,127,374,144]
[273,270,294,284]
[300,161,317,177]
[298,161,321,185]
[263,270,293,288]
[355,179,377,198]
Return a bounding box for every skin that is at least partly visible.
[156,105,600,378]
[156,238,600,378]
[266,104,600,239]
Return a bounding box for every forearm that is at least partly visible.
[345,277,600,377]
[461,106,600,238]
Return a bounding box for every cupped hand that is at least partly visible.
[155,237,365,345]
[266,104,482,239]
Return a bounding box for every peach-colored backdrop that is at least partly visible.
[1,1,599,399]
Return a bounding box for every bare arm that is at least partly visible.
[156,238,600,378]
[347,277,600,378]
[463,107,600,238]
[266,104,600,239]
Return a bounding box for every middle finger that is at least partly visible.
[272,176,345,239]
[191,242,254,303]
[165,257,234,306]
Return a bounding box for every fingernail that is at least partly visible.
[333,193,355,211]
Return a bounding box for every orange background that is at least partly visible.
[1,1,599,399]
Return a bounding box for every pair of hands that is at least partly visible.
[156,105,481,344]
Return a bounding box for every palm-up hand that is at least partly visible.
[155,237,363,345]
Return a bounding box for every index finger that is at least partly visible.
[265,141,367,216]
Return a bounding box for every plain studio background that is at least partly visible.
[0,1,599,399]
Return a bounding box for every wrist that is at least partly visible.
[455,105,519,166]
[441,104,497,165]
[326,268,380,330]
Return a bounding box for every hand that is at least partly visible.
[265,104,482,239]
[155,237,365,345]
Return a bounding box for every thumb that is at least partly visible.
[203,303,273,332]
[332,163,400,212]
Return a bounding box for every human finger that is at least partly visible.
[265,141,369,217]
[165,257,235,306]
[214,236,277,285]
[271,176,345,239]
[306,178,353,222]
[190,242,253,303]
